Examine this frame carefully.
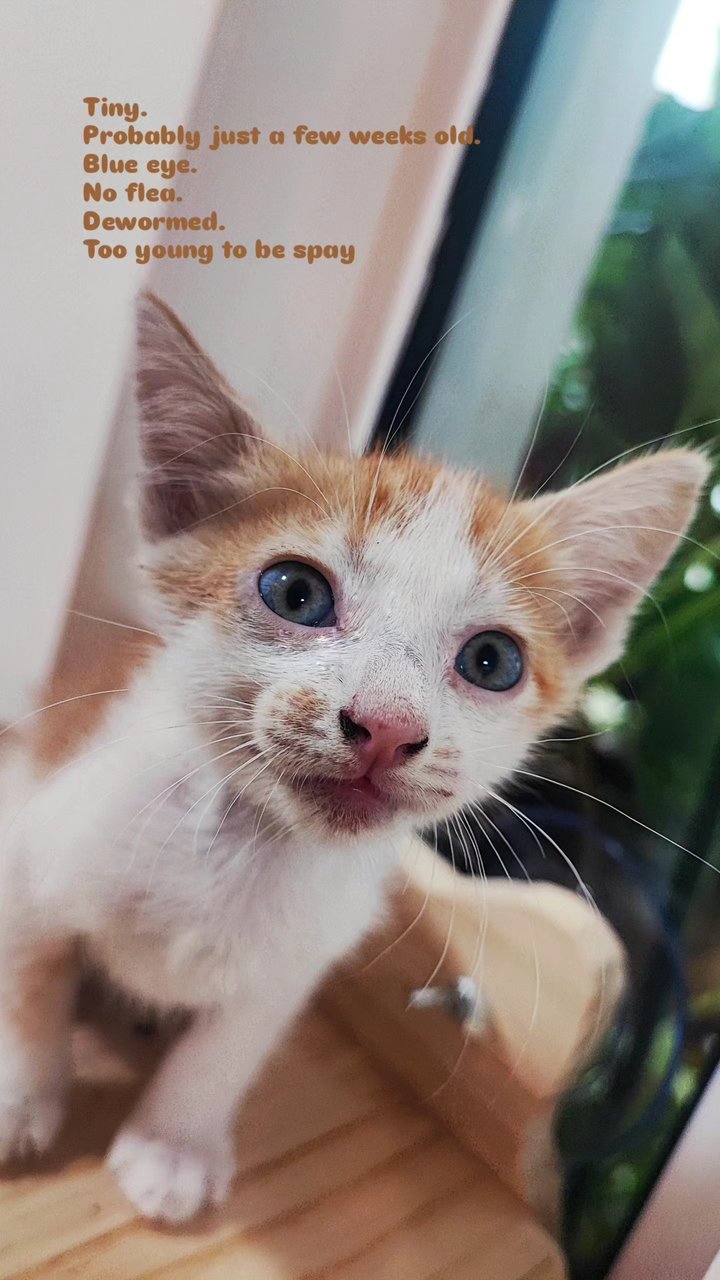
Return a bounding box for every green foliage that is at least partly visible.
[533,89,720,1279]
[534,92,720,854]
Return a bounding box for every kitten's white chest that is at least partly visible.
[13,686,396,1015]
[84,767,390,1011]
[88,787,282,1006]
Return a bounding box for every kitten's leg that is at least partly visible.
[108,976,316,1222]
[0,932,77,1159]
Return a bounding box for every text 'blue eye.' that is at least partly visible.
[258,561,336,627]
[455,631,523,692]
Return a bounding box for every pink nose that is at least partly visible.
[339,708,429,770]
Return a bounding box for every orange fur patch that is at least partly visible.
[151,449,450,611]
[284,689,326,732]
[8,939,77,1049]
[26,615,161,774]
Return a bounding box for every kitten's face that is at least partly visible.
[152,453,572,838]
[136,293,708,841]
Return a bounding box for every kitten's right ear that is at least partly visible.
[135,291,264,539]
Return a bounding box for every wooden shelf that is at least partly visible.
[0,818,625,1279]
[0,1005,564,1279]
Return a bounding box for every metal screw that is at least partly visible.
[408,976,488,1030]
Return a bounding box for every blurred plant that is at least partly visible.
[530,87,720,857]
[526,84,720,1279]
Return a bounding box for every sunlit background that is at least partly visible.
[655,0,720,111]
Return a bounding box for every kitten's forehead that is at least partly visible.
[297,466,515,630]
[152,449,530,634]
[360,475,481,596]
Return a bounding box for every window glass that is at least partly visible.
[513,3,720,1272]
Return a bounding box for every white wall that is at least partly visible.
[1,0,512,716]
[0,0,220,717]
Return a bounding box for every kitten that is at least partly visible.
[0,292,707,1223]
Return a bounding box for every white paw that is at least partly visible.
[0,1084,65,1161]
[108,1129,234,1223]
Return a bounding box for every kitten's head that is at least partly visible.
[135,292,708,841]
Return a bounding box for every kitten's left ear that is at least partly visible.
[135,291,265,539]
[524,450,710,678]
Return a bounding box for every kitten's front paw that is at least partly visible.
[108,1129,235,1223]
[0,1083,65,1161]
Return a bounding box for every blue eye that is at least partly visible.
[455,631,523,691]
[258,561,336,627]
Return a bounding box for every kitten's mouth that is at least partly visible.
[287,772,399,829]
[284,768,457,834]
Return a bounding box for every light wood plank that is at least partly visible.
[0,1008,565,1280]
[323,836,624,1223]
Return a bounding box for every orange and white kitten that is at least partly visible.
[0,293,707,1222]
